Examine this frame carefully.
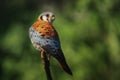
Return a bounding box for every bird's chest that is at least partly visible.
[33,21,56,39]
[29,21,59,51]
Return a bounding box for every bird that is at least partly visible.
[29,12,72,75]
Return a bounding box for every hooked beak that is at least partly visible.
[48,17,53,23]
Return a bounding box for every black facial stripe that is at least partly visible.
[52,15,55,17]
[40,16,43,20]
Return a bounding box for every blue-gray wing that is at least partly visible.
[29,27,61,54]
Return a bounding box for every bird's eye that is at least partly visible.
[46,14,49,17]
[51,15,55,20]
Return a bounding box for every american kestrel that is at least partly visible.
[29,12,72,75]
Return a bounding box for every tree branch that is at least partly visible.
[42,52,52,80]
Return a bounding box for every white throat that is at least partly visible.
[42,16,48,22]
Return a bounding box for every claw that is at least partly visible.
[48,55,51,61]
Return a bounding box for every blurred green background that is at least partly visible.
[0,0,120,80]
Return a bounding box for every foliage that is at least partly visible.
[0,0,120,80]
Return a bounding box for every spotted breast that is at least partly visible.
[29,20,60,54]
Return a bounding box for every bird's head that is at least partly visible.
[38,12,55,23]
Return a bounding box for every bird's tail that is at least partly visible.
[53,50,72,75]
